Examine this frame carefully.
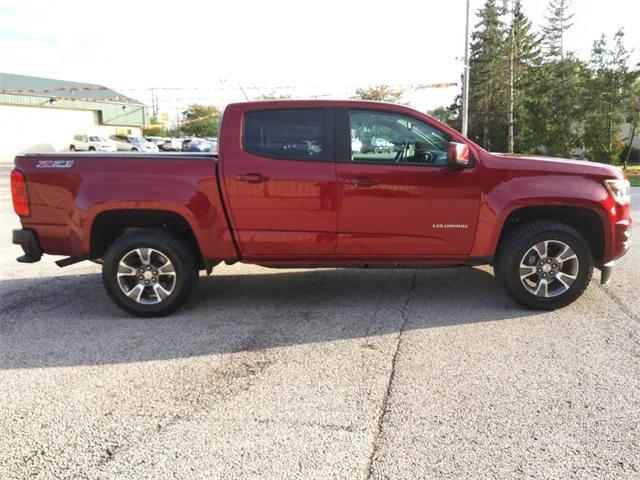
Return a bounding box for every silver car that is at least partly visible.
[109,134,159,153]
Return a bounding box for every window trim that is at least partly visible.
[241,107,335,162]
[336,108,472,169]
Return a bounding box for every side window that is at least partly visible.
[243,109,325,160]
[349,110,451,166]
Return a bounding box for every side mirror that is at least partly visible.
[447,142,471,169]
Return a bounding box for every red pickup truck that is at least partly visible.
[11,100,632,316]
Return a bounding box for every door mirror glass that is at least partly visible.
[447,142,471,169]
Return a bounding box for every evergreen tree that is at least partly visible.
[506,0,541,152]
[520,0,582,156]
[467,0,508,151]
[542,0,573,61]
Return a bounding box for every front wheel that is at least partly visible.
[494,220,593,310]
[102,229,198,317]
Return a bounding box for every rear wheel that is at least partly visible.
[69,145,76,151]
[88,147,95,151]
[102,229,198,317]
[494,220,593,310]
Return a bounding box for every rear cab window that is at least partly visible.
[243,109,330,161]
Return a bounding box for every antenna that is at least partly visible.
[237,82,250,101]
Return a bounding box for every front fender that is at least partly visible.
[470,174,612,259]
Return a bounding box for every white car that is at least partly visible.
[160,138,183,151]
[351,138,363,153]
[70,135,116,152]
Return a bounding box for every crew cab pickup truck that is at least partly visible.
[11,100,632,317]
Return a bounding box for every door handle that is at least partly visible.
[236,173,269,184]
[344,177,379,188]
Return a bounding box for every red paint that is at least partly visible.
[12,100,631,268]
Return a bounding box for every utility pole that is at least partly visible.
[461,0,471,137]
[149,88,159,117]
[507,0,515,153]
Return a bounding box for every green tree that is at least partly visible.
[352,85,403,103]
[520,0,583,156]
[506,0,541,153]
[583,31,639,163]
[180,104,221,137]
[541,0,573,61]
[142,116,166,137]
[467,0,508,151]
[622,80,640,168]
[428,105,457,125]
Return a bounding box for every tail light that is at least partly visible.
[11,169,30,216]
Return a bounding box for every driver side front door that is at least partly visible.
[335,108,481,257]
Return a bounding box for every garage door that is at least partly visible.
[0,104,99,156]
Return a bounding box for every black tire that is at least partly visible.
[494,220,593,310]
[89,147,95,151]
[132,147,138,152]
[102,229,198,317]
[69,145,76,151]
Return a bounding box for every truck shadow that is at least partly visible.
[0,267,538,370]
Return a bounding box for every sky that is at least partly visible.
[1,0,639,117]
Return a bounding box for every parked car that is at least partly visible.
[145,136,167,148]
[109,134,159,153]
[361,137,394,154]
[181,138,212,152]
[69,135,116,152]
[160,138,182,152]
[184,138,212,152]
[11,100,631,317]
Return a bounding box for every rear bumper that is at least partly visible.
[12,228,42,263]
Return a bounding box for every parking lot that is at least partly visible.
[0,156,639,479]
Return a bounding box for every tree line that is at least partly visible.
[439,0,640,165]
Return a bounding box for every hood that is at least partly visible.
[490,153,623,179]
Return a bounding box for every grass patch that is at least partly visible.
[628,175,640,187]
[623,165,640,186]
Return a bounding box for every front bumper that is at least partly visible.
[12,229,42,263]
[599,261,615,285]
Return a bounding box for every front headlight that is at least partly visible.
[604,179,631,204]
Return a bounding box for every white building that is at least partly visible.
[0,73,146,156]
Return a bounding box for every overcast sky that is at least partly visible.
[1,0,638,114]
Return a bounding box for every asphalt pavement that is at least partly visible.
[0,158,638,479]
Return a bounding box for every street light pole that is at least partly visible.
[461,0,471,137]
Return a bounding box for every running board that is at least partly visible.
[55,256,88,267]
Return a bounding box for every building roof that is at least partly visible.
[0,72,143,105]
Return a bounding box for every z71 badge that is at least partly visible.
[36,160,74,168]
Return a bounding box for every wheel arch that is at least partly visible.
[495,205,606,264]
[88,208,204,267]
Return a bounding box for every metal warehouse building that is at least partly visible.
[0,72,146,155]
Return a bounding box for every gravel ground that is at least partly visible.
[0,158,638,479]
